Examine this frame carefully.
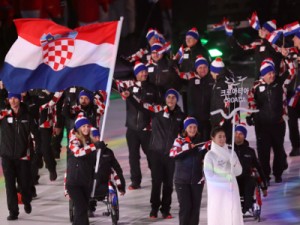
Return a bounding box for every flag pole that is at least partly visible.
[91,17,124,198]
[100,17,124,141]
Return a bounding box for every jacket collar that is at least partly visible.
[211,141,230,161]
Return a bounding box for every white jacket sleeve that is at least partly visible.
[230,151,242,176]
[204,153,215,179]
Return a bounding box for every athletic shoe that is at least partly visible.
[149,210,158,219]
[7,215,18,220]
[128,183,141,190]
[24,203,32,214]
[162,212,173,219]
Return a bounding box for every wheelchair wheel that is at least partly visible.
[69,199,75,223]
[253,206,261,222]
[111,200,119,225]
[253,209,261,221]
[108,191,119,225]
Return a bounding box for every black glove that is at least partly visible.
[191,144,200,151]
[169,59,179,68]
[94,141,107,149]
[246,115,255,126]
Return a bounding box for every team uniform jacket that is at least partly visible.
[147,55,182,95]
[173,43,210,94]
[174,42,210,72]
[66,129,97,186]
[144,104,185,154]
[249,78,286,124]
[248,60,296,124]
[94,147,126,195]
[62,89,106,129]
[0,103,38,160]
[119,80,160,131]
[170,133,207,184]
[61,86,86,129]
[179,72,214,121]
[234,140,267,190]
[26,90,63,130]
[286,50,300,107]
[0,88,8,110]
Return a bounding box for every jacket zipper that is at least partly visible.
[14,117,17,158]
[267,85,272,119]
[136,111,140,130]
[166,113,174,153]
[191,154,195,184]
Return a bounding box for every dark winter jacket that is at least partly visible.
[170,134,206,184]
[26,89,53,125]
[66,129,97,186]
[253,77,285,124]
[147,55,182,96]
[0,103,38,159]
[94,147,126,194]
[0,88,8,110]
[187,74,214,122]
[148,105,185,154]
[125,81,160,131]
[179,42,210,72]
[254,39,282,77]
[62,88,99,130]
[234,140,267,190]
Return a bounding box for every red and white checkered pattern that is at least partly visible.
[42,39,75,71]
[68,129,97,157]
[39,91,64,129]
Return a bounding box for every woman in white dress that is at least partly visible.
[204,126,244,225]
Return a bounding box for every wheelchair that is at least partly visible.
[239,169,263,222]
[69,180,119,225]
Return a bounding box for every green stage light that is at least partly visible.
[200,38,208,45]
[208,49,223,57]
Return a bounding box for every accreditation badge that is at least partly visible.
[148,67,154,73]
[259,86,265,92]
[133,87,139,93]
[259,46,266,52]
[163,112,169,118]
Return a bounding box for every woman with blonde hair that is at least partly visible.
[66,115,105,225]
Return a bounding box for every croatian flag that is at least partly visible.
[211,22,225,31]
[154,31,166,44]
[283,21,300,37]
[249,12,260,30]
[288,86,300,107]
[177,45,185,64]
[225,24,233,36]
[267,29,283,44]
[157,42,171,55]
[0,19,122,93]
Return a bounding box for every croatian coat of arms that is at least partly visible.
[40,31,78,71]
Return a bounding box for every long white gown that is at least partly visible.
[204,141,244,225]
